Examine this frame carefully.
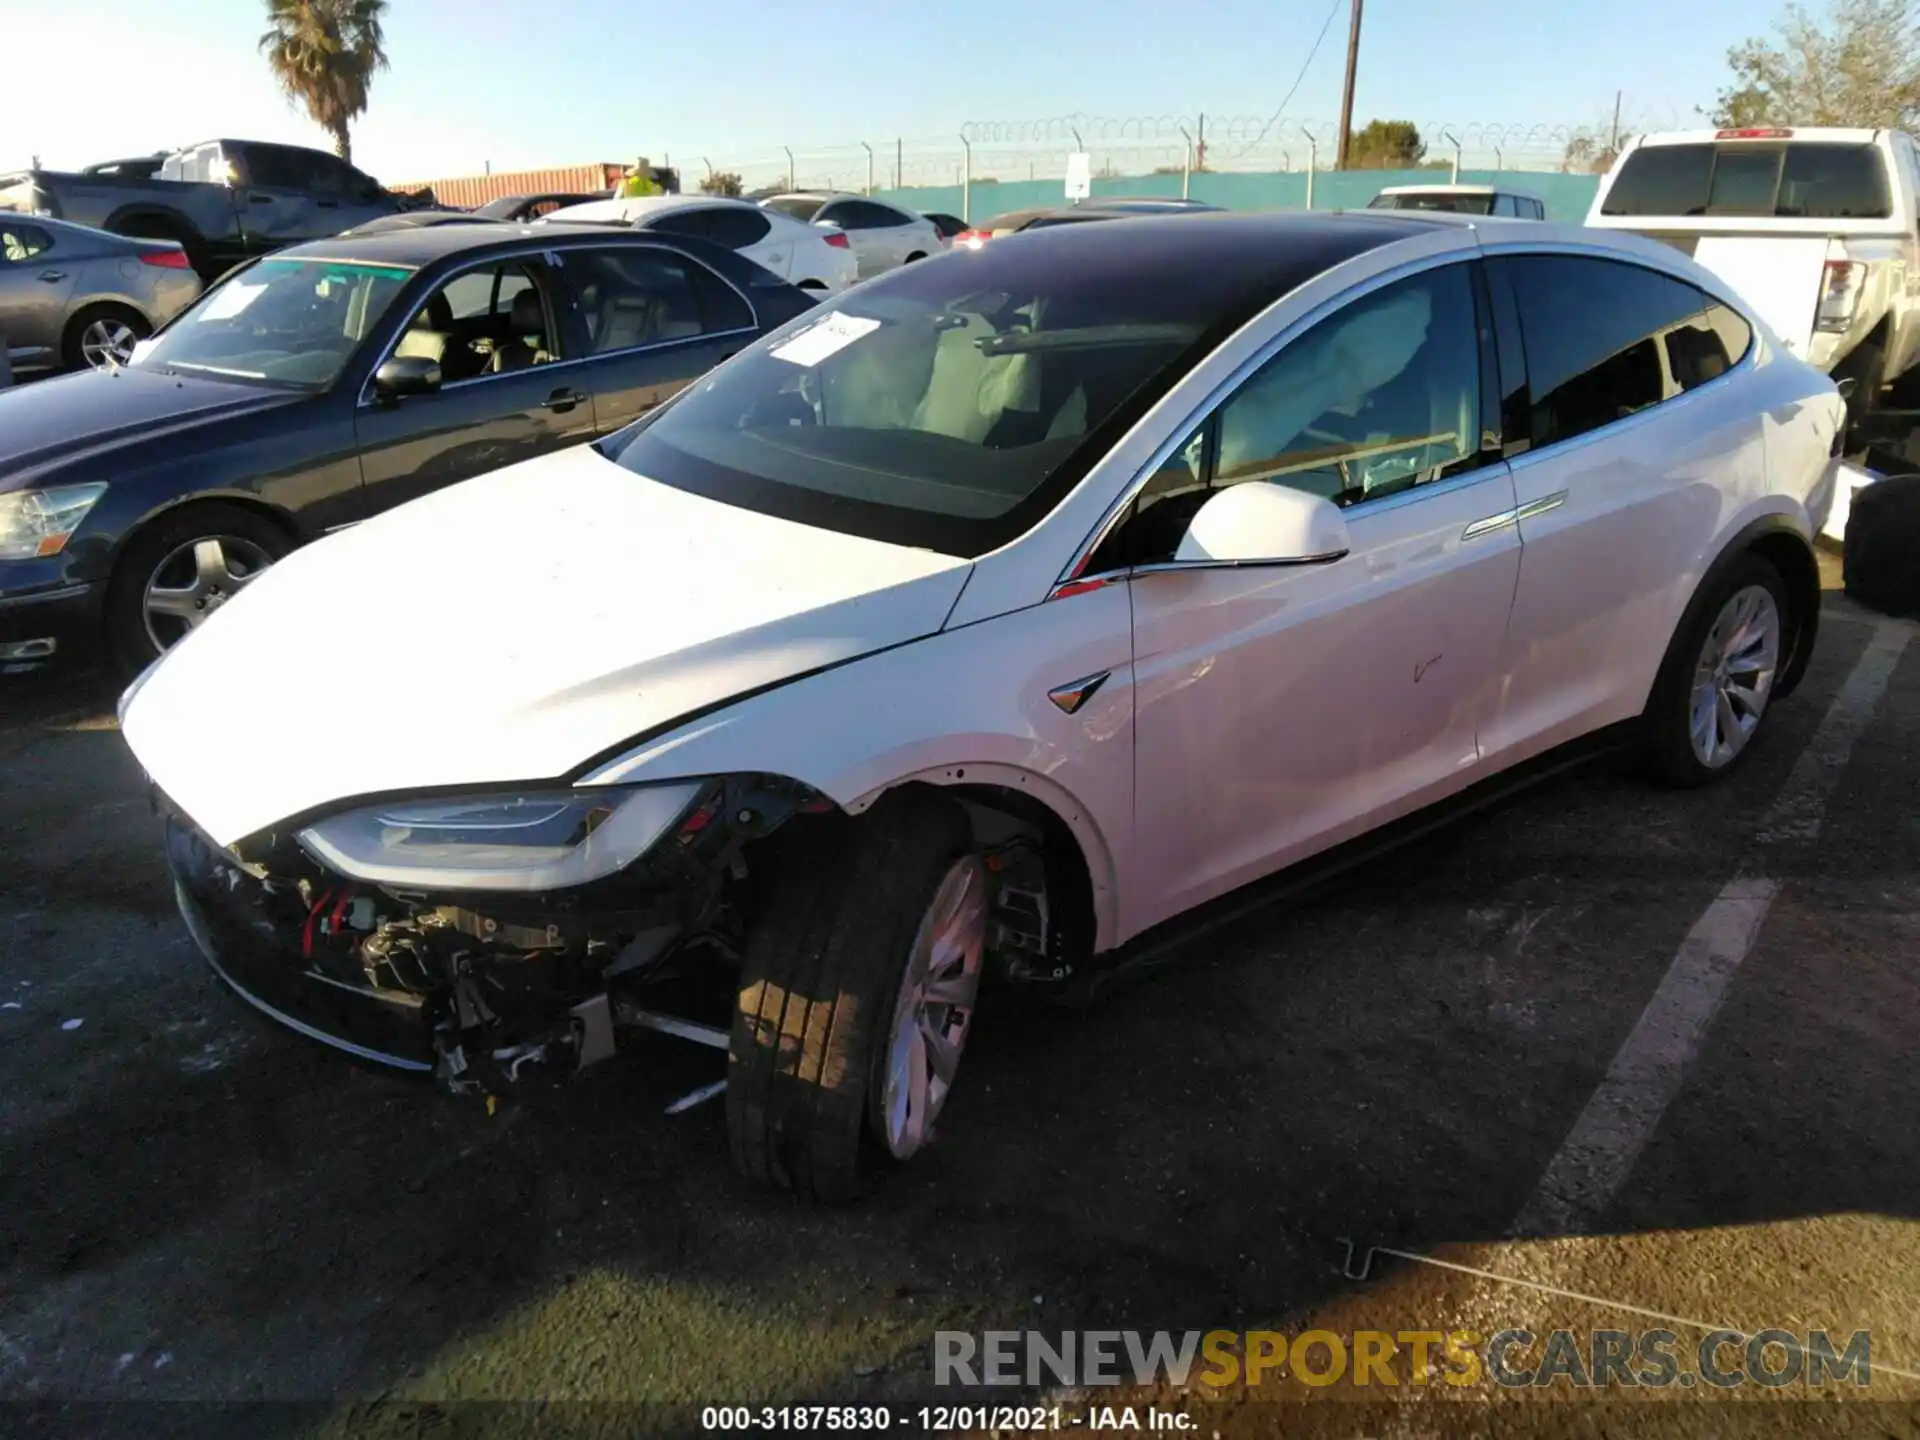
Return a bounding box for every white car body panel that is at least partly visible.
[1475,232,1842,766]
[121,215,1846,960]
[121,446,969,846]
[1127,463,1521,935]
[542,196,857,293]
[584,583,1139,951]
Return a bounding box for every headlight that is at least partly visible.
[0,483,109,560]
[296,782,704,892]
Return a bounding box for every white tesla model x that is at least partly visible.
[120,211,1852,1199]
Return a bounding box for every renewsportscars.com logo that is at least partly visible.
[934,1328,1876,1390]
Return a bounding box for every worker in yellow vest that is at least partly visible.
[619,159,660,199]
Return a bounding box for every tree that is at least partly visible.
[1561,133,1620,173]
[259,0,390,165]
[1345,119,1426,169]
[698,171,744,197]
[1710,0,1920,130]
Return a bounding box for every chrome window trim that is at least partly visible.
[355,239,761,409]
[1052,249,1494,594]
[1134,550,1351,577]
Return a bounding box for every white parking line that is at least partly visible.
[1511,619,1909,1237]
[1510,877,1780,1238]
[1759,622,1911,844]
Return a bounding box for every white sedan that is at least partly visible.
[121,213,1846,1201]
[542,194,858,294]
[759,191,945,280]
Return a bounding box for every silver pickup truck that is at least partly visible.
[0,138,402,282]
[1587,127,1920,427]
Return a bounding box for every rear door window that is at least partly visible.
[1602,142,1891,218]
[763,196,823,222]
[572,247,753,352]
[1,224,52,262]
[1499,254,1752,447]
[241,145,319,191]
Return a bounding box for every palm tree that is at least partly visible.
[258,0,390,165]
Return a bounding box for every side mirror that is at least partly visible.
[372,355,442,401]
[1173,483,1351,568]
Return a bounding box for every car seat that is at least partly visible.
[490,290,552,372]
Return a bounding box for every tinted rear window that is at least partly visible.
[763,197,822,222]
[1601,142,1891,218]
[1375,193,1494,214]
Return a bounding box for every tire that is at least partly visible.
[727,790,987,1202]
[1843,472,1920,618]
[903,251,926,264]
[1641,553,1791,788]
[62,303,150,372]
[796,279,828,292]
[103,503,293,674]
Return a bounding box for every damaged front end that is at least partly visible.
[162,774,831,1103]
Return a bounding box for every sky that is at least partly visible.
[2,0,1780,185]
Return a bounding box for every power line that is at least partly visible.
[1229,0,1345,159]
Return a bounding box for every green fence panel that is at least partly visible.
[872,168,1600,224]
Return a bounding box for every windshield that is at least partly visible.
[1601,142,1892,218]
[763,196,823,222]
[135,256,412,389]
[1372,193,1494,214]
[605,235,1275,557]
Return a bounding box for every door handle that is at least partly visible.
[37,270,66,283]
[316,199,338,209]
[541,388,587,412]
[249,193,275,205]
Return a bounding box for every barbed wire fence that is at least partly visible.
[687,110,1685,194]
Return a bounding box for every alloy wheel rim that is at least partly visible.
[143,535,276,652]
[1688,584,1780,769]
[877,854,988,1160]
[81,319,139,368]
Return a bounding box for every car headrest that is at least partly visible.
[510,289,544,334]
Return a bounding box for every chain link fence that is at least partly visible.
[688,112,1666,195]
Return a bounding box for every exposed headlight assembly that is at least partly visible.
[0,483,108,560]
[297,783,704,892]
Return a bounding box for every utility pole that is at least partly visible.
[1335,0,1364,169]
[1610,89,1623,156]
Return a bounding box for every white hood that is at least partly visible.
[122,445,971,846]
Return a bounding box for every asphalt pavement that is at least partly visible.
[0,561,1915,1439]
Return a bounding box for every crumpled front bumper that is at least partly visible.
[167,816,439,1071]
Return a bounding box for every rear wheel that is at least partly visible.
[1641,554,1789,787]
[903,251,926,264]
[62,304,149,371]
[727,791,986,1201]
[103,503,292,674]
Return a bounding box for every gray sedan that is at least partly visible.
[0,216,203,374]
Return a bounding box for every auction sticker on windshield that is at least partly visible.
[197,281,267,323]
[771,311,881,367]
